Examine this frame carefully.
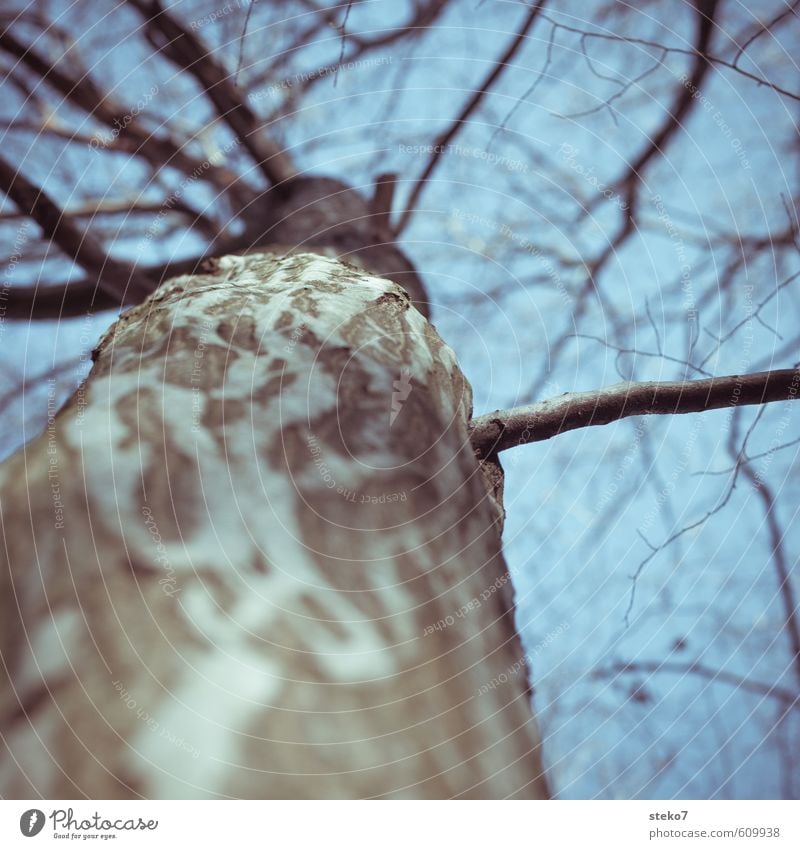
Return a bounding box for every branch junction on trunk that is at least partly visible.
[469,368,800,456]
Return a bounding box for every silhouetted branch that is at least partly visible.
[737,453,800,688]
[732,0,800,69]
[613,0,719,203]
[523,3,720,403]
[127,0,297,190]
[622,405,765,626]
[540,6,800,102]
[699,271,800,369]
[296,0,451,53]
[0,155,152,304]
[370,172,397,240]
[0,29,245,201]
[0,279,130,319]
[394,0,548,234]
[0,196,220,238]
[252,0,452,122]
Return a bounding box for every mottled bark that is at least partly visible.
[0,252,548,799]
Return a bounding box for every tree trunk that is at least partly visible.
[0,251,548,799]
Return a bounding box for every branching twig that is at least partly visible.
[561,42,666,124]
[0,29,245,202]
[539,7,800,102]
[623,407,768,627]
[573,333,711,378]
[594,660,798,706]
[333,1,354,87]
[699,270,800,369]
[234,0,257,87]
[253,0,452,125]
[695,435,800,477]
[736,455,800,688]
[490,19,556,144]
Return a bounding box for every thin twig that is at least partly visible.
[333,1,354,87]
[538,7,800,102]
[594,660,798,706]
[234,0,257,87]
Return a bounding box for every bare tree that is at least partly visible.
[0,0,797,798]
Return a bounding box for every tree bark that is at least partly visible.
[0,251,548,799]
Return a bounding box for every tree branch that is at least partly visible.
[539,8,800,102]
[0,155,153,304]
[127,0,296,191]
[0,278,126,319]
[594,660,798,706]
[0,29,246,202]
[0,227,256,320]
[470,368,800,455]
[614,0,719,202]
[0,246,226,319]
[370,172,397,240]
[255,0,452,125]
[520,1,721,400]
[736,453,800,689]
[295,0,451,54]
[394,0,548,235]
[731,0,800,70]
[0,195,221,238]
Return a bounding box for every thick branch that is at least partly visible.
[127,0,296,190]
[0,156,152,303]
[0,278,138,319]
[0,195,220,238]
[0,248,223,319]
[370,172,397,240]
[0,238,251,319]
[0,29,245,200]
[470,368,800,455]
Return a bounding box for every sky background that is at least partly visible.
[1,0,798,798]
